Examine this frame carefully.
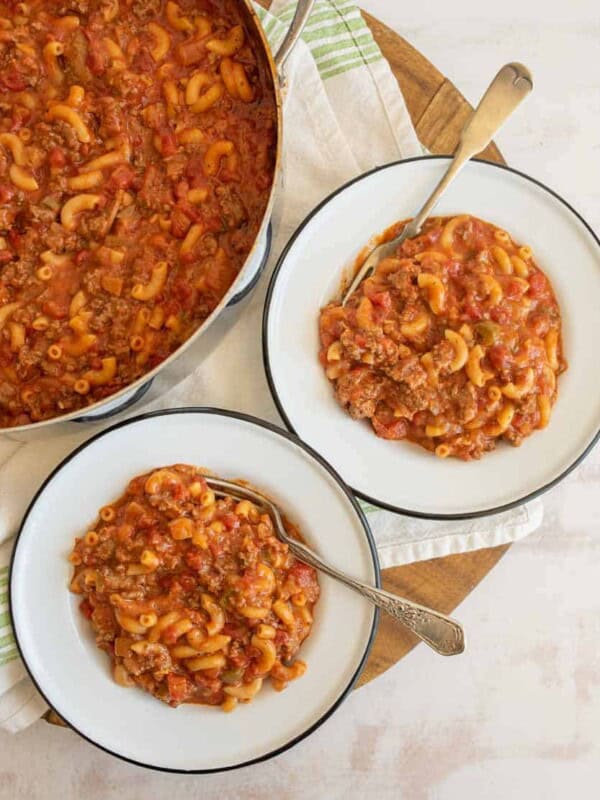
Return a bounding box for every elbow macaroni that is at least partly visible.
[203,140,235,176]
[206,25,244,56]
[47,104,92,143]
[166,1,194,32]
[418,273,445,314]
[148,22,171,61]
[440,214,470,253]
[444,329,468,372]
[61,193,101,230]
[9,163,38,192]
[131,261,169,301]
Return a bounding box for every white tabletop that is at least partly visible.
[2,1,599,797]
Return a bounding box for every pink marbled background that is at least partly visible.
[1,0,599,796]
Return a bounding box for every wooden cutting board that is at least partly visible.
[357,11,508,686]
[45,10,509,727]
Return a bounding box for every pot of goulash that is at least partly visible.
[0,0,313,438]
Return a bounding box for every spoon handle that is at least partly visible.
[285,538,465,657]
[402,62,533,240]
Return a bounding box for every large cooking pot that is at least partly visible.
[2,0,314,440]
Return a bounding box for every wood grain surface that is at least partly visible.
[45,9,509,727]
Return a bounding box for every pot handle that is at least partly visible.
[273,0,315,78]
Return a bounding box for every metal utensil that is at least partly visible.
[341,62,533,305]
[205,476,465,656]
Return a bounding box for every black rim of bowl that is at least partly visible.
[9,407,380,774]
[262,154,600,520]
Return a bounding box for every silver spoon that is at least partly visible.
[341,62,533,305]
[206,476,465,657]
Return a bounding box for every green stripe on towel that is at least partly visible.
[277,0,357,22]
[0,647,17,667]
[320,52,382,80]
[358,500,380,514]
[315,40,380,71]
[262,2,383,81]
[301,17,364,44]
[310,31,374,60]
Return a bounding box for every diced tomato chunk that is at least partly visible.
[209,539,224,559]
[86,38,108,75]
[108,164,136,190]
[178,200,203,223]
[42,299,68,320]
[10,105,31,130]
[0,67,27,92]
[48,147,67,169]
[221,512,240,531]
[184,549,205,571]
[0,184,14,205]
[529,313,550,337]
[463,300,483,321]
[288,561,317,588]
[176,38,206,66]
[7,229,21,248]
[490,305,511,324]
[528,271,547,296]
[487,344,511,371]
[174,180,190,200]
[167,673,192,705]
[159,131,178,157]
[505,278,527,299]
[75,250,90,266]
[171,482,186,500]
[79,599,93,619]
[369,291,392,313]
[372,416,407,440]
[170,207,191,238]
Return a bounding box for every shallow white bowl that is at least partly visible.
[10,409,379,772]
[263,156,600,518]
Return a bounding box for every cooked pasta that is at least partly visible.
[319,215,566,459]
[69,465,319,709]
[0,0,276,428]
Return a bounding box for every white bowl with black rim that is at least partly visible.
[262,156,600,519]
[10,408,379,773]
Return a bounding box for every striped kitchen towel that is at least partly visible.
[0,541,47,732]
[0,559,13,669]
[258,0,422,170]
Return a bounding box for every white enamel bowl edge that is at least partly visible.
[10,409,379,772]
[263,156,600,518]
